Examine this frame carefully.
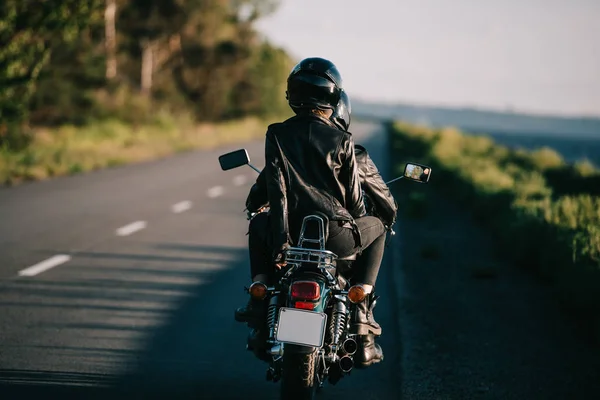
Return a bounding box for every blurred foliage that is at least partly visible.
[1,0,295,151]
[0,115,277,185]
[388,120,600,341]
[0,0,103,149]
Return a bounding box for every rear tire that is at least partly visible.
[280,349,318,400]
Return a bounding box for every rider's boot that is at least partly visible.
[354,334,384,368]
[236,296,269,360]
[235,296,266,327]
[350,292,382,336]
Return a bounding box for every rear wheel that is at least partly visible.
[280,349,318,400]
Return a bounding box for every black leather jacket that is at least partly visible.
[246,117,397,249]
[354,144,398,227]
[261,113,366,251]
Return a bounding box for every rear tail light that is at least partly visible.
[291,281,320,301]
[294,301,316,310]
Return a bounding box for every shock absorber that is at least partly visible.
[331,300,347,347]
[267,294,279,340]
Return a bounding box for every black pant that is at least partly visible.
[248,213,386,286]
[248,212,272,280]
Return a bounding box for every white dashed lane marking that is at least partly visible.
[233,175,248,186]
[171,201,192,213]
[19,255,71,277]
[207,186,224,198]
[116,221,147,236]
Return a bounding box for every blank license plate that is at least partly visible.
[275,307,327,348]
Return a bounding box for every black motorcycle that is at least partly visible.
[219,148,431,400]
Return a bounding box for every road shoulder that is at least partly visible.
[391,179,600,399]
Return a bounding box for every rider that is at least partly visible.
[235,58,396,368]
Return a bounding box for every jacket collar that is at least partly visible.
[288,112,345,132]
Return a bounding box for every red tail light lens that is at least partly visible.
[291,281,320,301]
[294,301,316,310]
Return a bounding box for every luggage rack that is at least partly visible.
[280,215,339,285]
[285,248,337,266]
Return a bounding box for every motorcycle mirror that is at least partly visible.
[403,162,432,183]
[219,149,250,170]
[218,149,261,173]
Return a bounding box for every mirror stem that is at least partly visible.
[248,164,261,174]
[385,176,404,185]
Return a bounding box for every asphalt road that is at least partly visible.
[0,121,402,399]
[5,119,599,400]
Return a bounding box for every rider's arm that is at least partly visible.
[362,151,398,227]
[265,129,291,254]
[245,169,268,213]
[340,134,366,219]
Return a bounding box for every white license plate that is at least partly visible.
[275,307,327,348]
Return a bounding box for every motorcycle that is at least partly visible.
[218,148,431,400]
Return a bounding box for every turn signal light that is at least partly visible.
[347,285,367,303]
[291,281,320,301]
[249,282,268,300]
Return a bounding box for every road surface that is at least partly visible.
[0,121,401,399]
[3,119,599,400]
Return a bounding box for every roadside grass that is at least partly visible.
[0,115,278,186]
[387,120,600,344]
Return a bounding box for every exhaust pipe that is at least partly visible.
[268,343,284,356]
[339,355,354,373]
[342,338,358,355]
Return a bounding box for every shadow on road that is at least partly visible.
[0,244,265,400]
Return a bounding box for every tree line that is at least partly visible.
[1,0,294,149]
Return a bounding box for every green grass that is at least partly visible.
[1,114,279,186]
[388,120,600,343]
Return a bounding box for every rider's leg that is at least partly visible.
[326,216,386,368]
[349,217,386,335]
[248,212,271,282]
[347,217,386,368]
[235,212,271,323]
[349,217,387,368]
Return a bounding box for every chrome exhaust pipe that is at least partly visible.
[342,338,357,355]
[268,343,284,356]
[339,355,354,373]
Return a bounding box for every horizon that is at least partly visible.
[350,96,600,122]
[255,0,600,119]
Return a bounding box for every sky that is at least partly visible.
[254,0,600,117]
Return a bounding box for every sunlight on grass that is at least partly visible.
[0,117,276,186]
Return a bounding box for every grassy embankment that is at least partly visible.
[1,112,282,187]
[387,120,600,343]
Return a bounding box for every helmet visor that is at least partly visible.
[287,73,341,109]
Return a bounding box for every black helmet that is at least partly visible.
[331,90,351,131]
[286,57,343,112]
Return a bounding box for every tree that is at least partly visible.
[105,0,117,80]
[230,0,280,23]
[0,0,102,144]
[118,0,186,95]
[1,0,293,136]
